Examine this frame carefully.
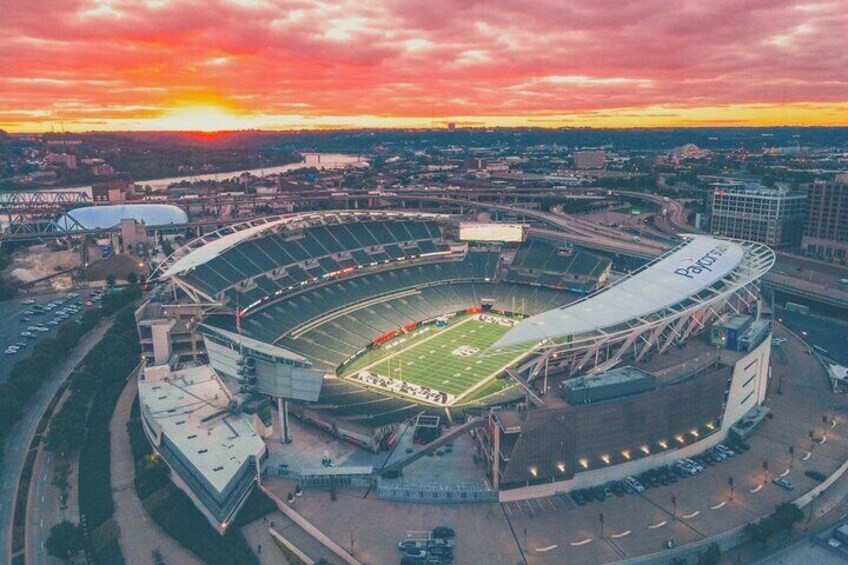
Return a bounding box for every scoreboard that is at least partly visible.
[459,222,527,243]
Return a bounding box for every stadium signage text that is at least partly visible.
[673,244,731,279]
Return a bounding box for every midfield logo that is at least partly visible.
[673,244,730,279]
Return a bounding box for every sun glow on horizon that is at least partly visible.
[146,105,249,132]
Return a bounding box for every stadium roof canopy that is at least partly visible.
[156,210,448,280]
[161,216,289,278]
[495,235,765,348]
[57,204,188,231]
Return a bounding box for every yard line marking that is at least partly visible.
[648,521,667,529]
[802,452,812,461]
[779,469,791,478]
[569,538,593,546]
[610,531,632,539]
[682,511,700,519]
[710,502,726,510]
[750,485,763,493]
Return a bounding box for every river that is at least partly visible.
[2,153,365,200]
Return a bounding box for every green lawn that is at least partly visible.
[352,314,532,400]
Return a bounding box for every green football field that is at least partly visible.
[348,314,533,401]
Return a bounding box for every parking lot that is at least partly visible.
[0,288,101,382]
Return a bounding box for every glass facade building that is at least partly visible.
[710,185,806,247]
[802,180,848,260]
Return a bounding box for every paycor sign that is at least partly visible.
[673,244,731,279]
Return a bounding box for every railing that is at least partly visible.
[377,480,497,504]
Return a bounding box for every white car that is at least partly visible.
[716,444,736,457]
[624,476,646,493]
[22,299,36,305]
[20,331,36,338]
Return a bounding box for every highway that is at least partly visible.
[0,320,113,564]
[27,446,66,564]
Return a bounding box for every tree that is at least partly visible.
[697,543,721,565]
[45,521,83,563]
[743,522,765,546]
[773,502,804,532]
[106,274,116,287]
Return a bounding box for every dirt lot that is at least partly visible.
[4,243,80,283]
[83,253,148,282]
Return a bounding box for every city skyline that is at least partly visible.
[2,0,847,132]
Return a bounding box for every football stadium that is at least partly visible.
[134,210,778,532]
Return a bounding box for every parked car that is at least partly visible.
[610,482,626,497]
[805,470,827,482]
[715,444,736,457]
[570,490,588,505]
[432,526,455,540]
[625,476,646,493]
[429,546,453,557]
[591,486,607,501]
[773,478,795,491]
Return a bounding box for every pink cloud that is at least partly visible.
[0,0,846,128]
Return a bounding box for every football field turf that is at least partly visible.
[352,314,532,399]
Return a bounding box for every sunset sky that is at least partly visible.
[1,0,847,132]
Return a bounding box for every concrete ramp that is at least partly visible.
[379,417,485,475]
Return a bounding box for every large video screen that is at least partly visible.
[459,222,526,242]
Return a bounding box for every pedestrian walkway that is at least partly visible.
[109,375,202,565]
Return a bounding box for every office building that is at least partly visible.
[710,184,806,247]
[802,180,848,260]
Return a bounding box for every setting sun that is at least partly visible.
[147,105,248,132]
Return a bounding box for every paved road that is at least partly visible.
[26,380,83,565]
[0,319,112,564]
[26,446,71,565]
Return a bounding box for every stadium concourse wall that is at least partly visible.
[497,336,772,502]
